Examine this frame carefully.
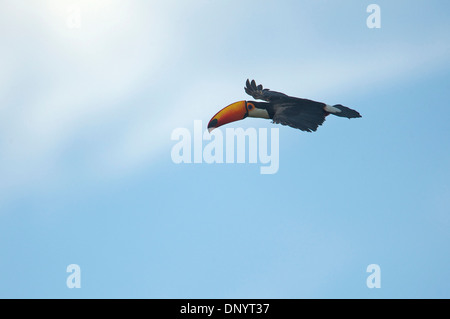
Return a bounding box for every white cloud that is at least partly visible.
[0,1,175,197]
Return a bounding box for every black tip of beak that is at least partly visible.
[208,118,218,130]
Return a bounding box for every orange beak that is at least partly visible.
[207,101,248,133]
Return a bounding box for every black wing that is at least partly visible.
[272,102,327,132]
[244,79,292,102]
[245,79,328,132]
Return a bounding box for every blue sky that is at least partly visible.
[0,0,449,298]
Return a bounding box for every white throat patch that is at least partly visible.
[248,108,270,119]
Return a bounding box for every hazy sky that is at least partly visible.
[0,0,449,298]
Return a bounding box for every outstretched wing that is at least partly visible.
[245,79,328,132]
[272,101,328,132]
[244,79,292,102]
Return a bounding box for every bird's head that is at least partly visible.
[207,101,268,132]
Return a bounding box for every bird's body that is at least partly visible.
[207,79,361,133]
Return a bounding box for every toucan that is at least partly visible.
[207,79,361,133]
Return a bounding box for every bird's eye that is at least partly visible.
[247,103,254,110]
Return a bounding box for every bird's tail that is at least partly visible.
[329,104,361,118]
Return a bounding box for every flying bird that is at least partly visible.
[207,79,361,133]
